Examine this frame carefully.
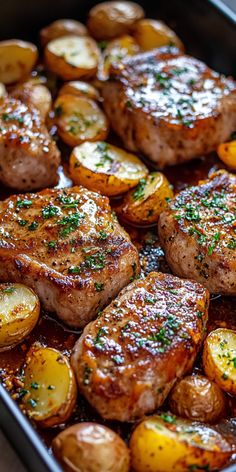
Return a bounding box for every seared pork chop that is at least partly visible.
[0,96,60,190]
[102,47,236,167]
[71,272,209,421]
[158,170,236,295]
[0,186,139,327]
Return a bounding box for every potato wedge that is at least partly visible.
[69,141,148,196]
[23,346,77,427]
[52,422,130,472]
[44,35,100,80]
[0,40,38,84]
[98,35,139,80]
[132,19,184,52]
[11,81,52,120]
[116,172,173,225]
[40,19,88,47]
[0,283,40,352]
[87,1,144,40]
[130,415,232,472]
[203,328,236,395]
[58,80,100,101]
[54,95,108,146]
[217,140,236,170]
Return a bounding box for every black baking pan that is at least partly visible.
[0,0,236,471]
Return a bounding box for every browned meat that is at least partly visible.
[0,186,139,328]
[71,272,209,421]
[0,96,60,190]
[102,47,236,168]
[158,170,236,295]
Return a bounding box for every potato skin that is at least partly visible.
[11,81,52,120]
[0,40,38,84]
[52,422,130,472]
[169,374,227,423]
[40,19,88,47]
[131,19,184,52]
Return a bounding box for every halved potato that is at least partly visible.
[44,35,100,80]
[116,172,173,225]
[203,328,236,395]
[98,35,140,80]
[23,346,77,427]
[87,1,144,40]
[0,283,40,352]
[54,95,108,146]
[52,422,130,472]
[130,415,232,472]
[40,19,88,47]
[58,80,100,101]
[217,140,236,170]
[0,40,38,84]
[11,81,52,120]
[69,141,148,196]
[131,19,184,52]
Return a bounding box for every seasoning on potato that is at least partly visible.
[98,35,140,80]
[52,422,130,472]
[40,19,88,47]
[217,139,236,170]
[169,374,227,423]
[116,172,173,225]
[44,35,100,80]
[0,283,40,352]
[130,414,232,472]
[203,328,236,395]
[54,95,108,146]
[0,39,38,84]
[59,81,100,101]
[69,141,148,196]
[23,346,77,427]
[131,19,184,52]
[11,81,52,120]
[87,1,144,40]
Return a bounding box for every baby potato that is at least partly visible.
[40,19,88,47]
[217,140,236,170]
[58,81,100,101]
[23,346,77,427]
[169,374,227,423]
[69,141,148,196]
[54,95,108,146]
[0,283,40,352]
[130,415,232,472]
[132,19,184,52]
[45,35,100,81]
[11,81,52,120]
[0,40,38,84]
[116,172,173,225]
[98,35,140,80]
[52,422,130,472]
[203,328,236,395]
[87,1,144,40]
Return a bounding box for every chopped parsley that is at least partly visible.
[160,413,176,424]
[94,282,104,292]
[85,253,105,270]
[42,205,59,219]
[208,231,221,255]
[16,199,32,209]
[132,178,147,201]
[28,221,39,231]
[99,230,108,240]
[57,212,84,238]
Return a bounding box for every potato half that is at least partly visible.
[52,422,130,472]
[203,328,236,395]
[69,141,148,196]
[130,415,232,472]
[54,95,108,146]
[45,35,100,80]
[98,35,139,80]
[0,283,40,352]
[116,172,173,225]
[0,40,38,84]
[131,19,184,52]
[59,81,100,101]
[23,346,77,427]
[40,19,88,47]
[217,140,236,170]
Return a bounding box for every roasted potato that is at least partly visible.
[130,415,232,472]
[52,422,130,472]
[169,374,227,423]
[217,140,236,170]
[0,40,38,84]
[131,19,184,52]
[11,81,52,120]
[0,83,7,98]
[116,172,173,225]
[23,346,77,427]
[0,283,40,352]
[58,81,100,101]
[203,328,236,395]
[40,19,88,47]
[54,95,108,146]
[98,35,140,80]
[69,141,148,196]
[45,35,100,80]
[87,1,144,40]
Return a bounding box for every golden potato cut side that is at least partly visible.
[217,139,236,170]
[0,39,38,84]
[58,81,100,101]
[98,35,140,81]
[40,19,88,47]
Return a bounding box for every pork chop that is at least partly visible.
[0,96,60,190]
[102,47,236,167]
[0,186,139,328]
[71,271,209,421]
[158,170,236,295]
